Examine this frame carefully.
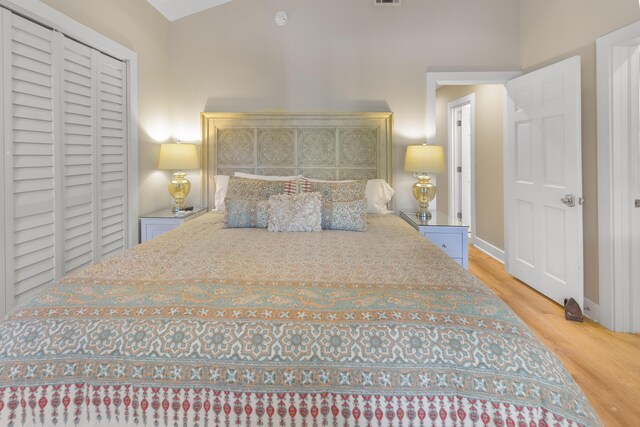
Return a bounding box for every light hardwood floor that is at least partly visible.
[468,245,640,427]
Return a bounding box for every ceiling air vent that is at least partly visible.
[374,0,401,6]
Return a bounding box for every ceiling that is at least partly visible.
[146,0,232,22]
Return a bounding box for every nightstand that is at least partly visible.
[399,210,469,269]
[139,208,206,243]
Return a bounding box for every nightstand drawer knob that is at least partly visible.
[426,234,463,258]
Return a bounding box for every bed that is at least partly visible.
[0,113,600,426]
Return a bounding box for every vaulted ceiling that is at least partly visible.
[146,0,232,21]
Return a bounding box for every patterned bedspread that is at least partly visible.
[0,213,600,426]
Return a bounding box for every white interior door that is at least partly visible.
[596,22,640,332]
[448,94,475,231]
[505,56,584,309]
[632,68,640,331]
[460,104,472,228]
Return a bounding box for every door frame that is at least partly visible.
[425,71,520,262]
[597,20,640,332]
[447,94,476,244]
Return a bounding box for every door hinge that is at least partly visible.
[456,120,462,127]
[457,166,462,173]
[635,199,640,208]
[457,212,462,219]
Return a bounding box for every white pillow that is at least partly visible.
[301,177,394,214]
[235,172,301,181]
[366,179,395,214]
[214,175,229,211]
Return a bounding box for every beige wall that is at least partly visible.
[520,0,640,303]
[41,0,175,215]
[36,0,640,305]
[436,85,505,250]
[168,0,520,211]
[38,0,521,214]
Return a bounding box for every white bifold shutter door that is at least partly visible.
[1,9,129,315]
[97,53,127,259]
[60,36,96,274]
[3,12,57,309]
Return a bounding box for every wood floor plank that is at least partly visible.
[468,245,640,427]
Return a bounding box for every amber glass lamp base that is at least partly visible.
[412,175,436,220]
[169,171,191,212]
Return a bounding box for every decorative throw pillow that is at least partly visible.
[300,177,394,214]
[225,177,296,199]
[300,180,368,231]
[224,177,295,228]
[234,172,300,194]
[225,198,270,228]
[303,179,367,202]
[321,198,368,231]
[267,192,322,232]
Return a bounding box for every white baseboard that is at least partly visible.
[471,237,505,263]
[583,298,600,323]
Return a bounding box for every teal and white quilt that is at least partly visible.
[0,213,601,426]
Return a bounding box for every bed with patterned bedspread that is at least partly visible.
[0,212,600,426]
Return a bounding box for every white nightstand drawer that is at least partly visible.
[141,223,179,242]
[399,211,469,269]
[139,208,206,243]
[423,232,463,258]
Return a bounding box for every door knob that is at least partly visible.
[560,194,575,207]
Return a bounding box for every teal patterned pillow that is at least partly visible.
[305,180,367,202]
[321,198,368,231]
[303,180,368,231]
[224,177,294,228]
[225,177,296,199]
[225,198,270,228]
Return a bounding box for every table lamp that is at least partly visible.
[404,144,445,220]
[158,141,199,212]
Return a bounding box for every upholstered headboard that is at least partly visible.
[200,112,394,209]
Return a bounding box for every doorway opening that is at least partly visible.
[431,79,515,262]
[427,63,586,323]
[426,72,520,264]
[448,95,475,237]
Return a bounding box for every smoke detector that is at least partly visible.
[275,11,288,26]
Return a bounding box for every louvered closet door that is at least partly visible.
[97,54,127,258]
[2,11,56,308]
[60,37,96,273]
[1,7,131,317]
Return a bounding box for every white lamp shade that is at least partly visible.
[404,144,445,174]
[158,143,199,170]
